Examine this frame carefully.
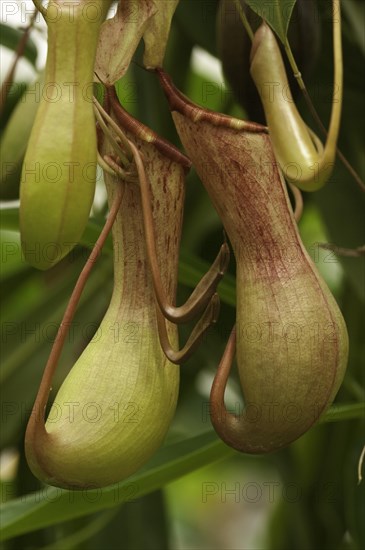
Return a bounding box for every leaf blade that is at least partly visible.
[0,431,233,541]
[0,22,38,67]
[245,0,297,43]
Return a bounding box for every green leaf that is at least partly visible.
[1,404,362,541]
[344,439,365,547]
[245,0,297,43]
[342,0,365,56]
[103,491,170,550]
[0,207,19,232]
[0,431,233,541]
[37,509,120,550]
[0,82,28,133]
[174,0,218,55]
[320,403,365,424]
[0,23,38,67]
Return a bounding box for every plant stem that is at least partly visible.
[233,0,254,41]
[319,243,365,258]
[320,402,365,423]
[32,0,47,18]
[0,7,38,116]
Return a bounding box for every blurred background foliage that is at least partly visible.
[0,0,364,548]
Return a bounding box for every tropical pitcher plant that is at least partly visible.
[5,0,361,489]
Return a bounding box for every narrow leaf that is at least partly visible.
[0,432,232,541]
[320,403,365,423]
[0,23,38,67]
